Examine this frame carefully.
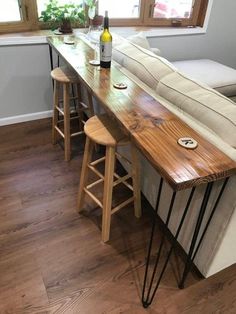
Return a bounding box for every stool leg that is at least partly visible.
[63,83,71,161]
[52,80,59,145]
[78,137,94,212]
[102,146,116,242]
[76,83,84,131]
[87,89,95,117]
[131,145,142,218]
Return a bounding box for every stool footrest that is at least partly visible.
[84,188,103,208]
[57,115,83,124]
[71,115,82,121]
[71,131,84,137]
[55,125,84,138]
[87,164,105,179]
[56,106,64,116]
[111,197,134,215]
[59,96,79,103]
[78,101,89,110]
[90,157,106,166]
[113,173,133,191]
[54,126,65,138]
[86,178,104,189]
[88,158,133,190]
[84,187,134,215]
[56,106,82,119]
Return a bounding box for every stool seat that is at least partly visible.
[51,66,79,83]
[84,115,129,147]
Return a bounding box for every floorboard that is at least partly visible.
[0,118,234,313]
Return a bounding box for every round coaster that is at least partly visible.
[89,60,100,66]
[113,83,127,90]
[64,39,75,45]
[54,29,63,35]
[177,137,198,149]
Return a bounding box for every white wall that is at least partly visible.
[0,44,53,120]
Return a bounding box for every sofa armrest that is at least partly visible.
[150,47,161,56]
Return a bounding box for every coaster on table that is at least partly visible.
[54,29,63,35]
[113,83,128,90]
[89,60,100,66]
[64,39,75,45]
[177,137,198,149]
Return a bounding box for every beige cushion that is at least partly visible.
[127,32,161,56]
[157,72,236,148]
[127,32,150,50]
[113,41,176,89]
[173,59,236,97]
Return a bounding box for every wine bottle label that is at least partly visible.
[100,42,112,62]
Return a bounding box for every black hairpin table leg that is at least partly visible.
[142,177,229,308]
[49,45,54,90]
[179,177,229,288]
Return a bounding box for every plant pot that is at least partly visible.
[59,19,73,34]
[90,14,103,27]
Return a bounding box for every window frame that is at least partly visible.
[0,0,209,34]
[107,0,209,27]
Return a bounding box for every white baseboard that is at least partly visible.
[0,110,52,126]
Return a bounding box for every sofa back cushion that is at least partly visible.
[127,32,151,50]
[113,41,176,90]
[157,72,236,148]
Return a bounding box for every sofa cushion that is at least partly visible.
[127,32,150,50]
[157,72,236,148]
[173,59,236,97]
[113,41,176,89]
[127,32,161,56]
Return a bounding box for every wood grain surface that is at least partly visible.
[0,119,235,313]
[159,263,236,313]
[47,36,236,190]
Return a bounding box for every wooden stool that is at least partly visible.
[51,66,94,161]
[77,115,141,242]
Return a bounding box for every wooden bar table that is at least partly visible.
[47,35,236,308]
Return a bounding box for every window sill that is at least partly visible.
[110,26,207,38]
[0,30,53,46]
[0,25,206,47]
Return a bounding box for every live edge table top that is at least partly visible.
[47,35,236,191]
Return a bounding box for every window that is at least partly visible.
[98,0,140,18]
[143,0,208,27]
[0,0,38,33]
[0,0,208,33]
[0,0,22,22]
[98,0,208,27]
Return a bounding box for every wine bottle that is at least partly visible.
[100,11,112,68]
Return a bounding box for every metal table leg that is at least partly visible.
[142,177,229,308]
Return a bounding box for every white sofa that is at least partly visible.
[110,35,236,278]
[172,59,236,103]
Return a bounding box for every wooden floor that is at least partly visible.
[0,118,235,314]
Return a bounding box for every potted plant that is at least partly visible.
[39,0,86,33]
